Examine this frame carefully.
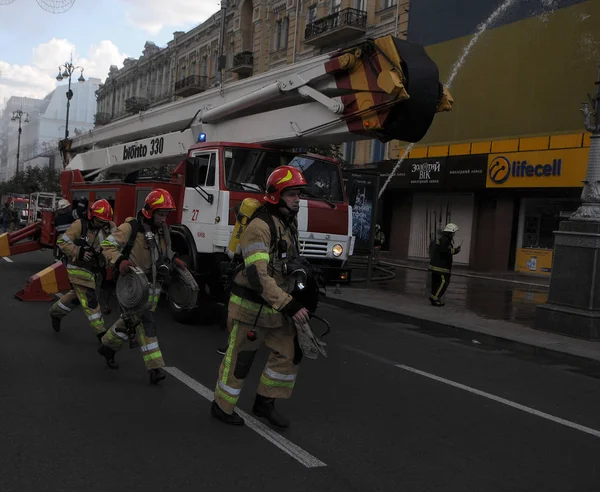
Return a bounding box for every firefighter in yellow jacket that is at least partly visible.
[98,188,185,385]
[49,199,116,340]
[212,166,311,429]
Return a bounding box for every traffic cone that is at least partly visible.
[14,261,71,302]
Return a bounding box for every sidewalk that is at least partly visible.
[322,285,600,367]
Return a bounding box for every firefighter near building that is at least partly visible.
[0,34,453,324]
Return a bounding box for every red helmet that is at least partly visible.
[142,188,176,219]
[264,166,307,205]
[88,199,113,222]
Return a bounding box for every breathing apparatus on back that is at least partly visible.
[223,166,323,302]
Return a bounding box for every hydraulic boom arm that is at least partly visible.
[66,36,452,175]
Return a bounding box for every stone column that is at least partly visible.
[536,61,600,339]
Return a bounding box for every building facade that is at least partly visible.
[379,0,600,276]
[0,96,47,182]
[0,78,100,181]
[94,0,409,155]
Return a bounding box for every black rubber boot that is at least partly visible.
[211,401,245,426]
[429,297,444,307]
[97,344,119,369]
[149,368,166,385]
[51,315,61,332]
[252,394,290,429]
[96,331,107,344]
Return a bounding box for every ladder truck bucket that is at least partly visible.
[14,261,71,302]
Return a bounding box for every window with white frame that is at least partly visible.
[274,17,289,51]
[329,0,341,14]
[381,0,397,9]
[307,5,317,24]
[344,141,356,166]
[372,140,386,162]
[355,0,366,10]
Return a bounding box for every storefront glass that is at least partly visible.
[516,198,579,275]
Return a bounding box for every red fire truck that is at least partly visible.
[1,35,452,321]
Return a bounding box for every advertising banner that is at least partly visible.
[487,148,588,188]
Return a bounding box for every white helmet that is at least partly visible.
[57,199,71,211]
[444,223,459,233]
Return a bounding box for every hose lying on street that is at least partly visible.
[348,262,396,283]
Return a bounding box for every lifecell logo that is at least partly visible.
[489,156,511,184]
[489,156,562,185]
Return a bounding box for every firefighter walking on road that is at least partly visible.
[49,199,116,339]
[211,166,311,429]
[429,223,461,307]
[98,188,185,385]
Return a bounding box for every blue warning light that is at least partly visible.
[197,133,207,143]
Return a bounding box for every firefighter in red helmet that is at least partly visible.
[212,165,311,429]
[98,188,185,385]
[49,199,116,340]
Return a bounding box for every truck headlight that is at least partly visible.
[332,244,343,257]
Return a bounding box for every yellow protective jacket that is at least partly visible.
[230,213,299,328]
[101,217,173,276]
[56,218,117,288]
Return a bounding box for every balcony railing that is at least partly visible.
[94,112,112,126]
[174,75,209,97]
[125,96,150,113]
[231,51,254,75]
[305,8,367,47]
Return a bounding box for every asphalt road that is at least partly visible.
[1,251,599,492]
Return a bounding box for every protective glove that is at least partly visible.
[118,259,132,276]
[174,258,188,270]
[283,299,310,324]
[294,319,327,360]
[78,246,93,262]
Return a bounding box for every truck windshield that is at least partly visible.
[13,202,28,210]
[223,148,344,203]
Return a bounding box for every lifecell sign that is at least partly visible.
[486,148,588,188]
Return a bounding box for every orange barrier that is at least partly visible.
[0,222,43,257]
[14,261,71,302]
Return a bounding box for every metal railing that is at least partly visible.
[94,112,112,126]
[174,75,209,93]
[233,51,254,68]
[305,8,368,41]
[125,96,149,113]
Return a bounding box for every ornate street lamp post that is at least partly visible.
[56,55,85,140]
[536,60,600,339]
[10,109,30,178]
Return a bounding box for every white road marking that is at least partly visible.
[164,366,327,468]
[342,345,600,440]
[2,257,13,263]
[396,364,600,439]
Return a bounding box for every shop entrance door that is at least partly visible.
[407,193,474,265]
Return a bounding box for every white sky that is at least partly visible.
[0,0,221,112]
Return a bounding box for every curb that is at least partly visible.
[321,294,600,370]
